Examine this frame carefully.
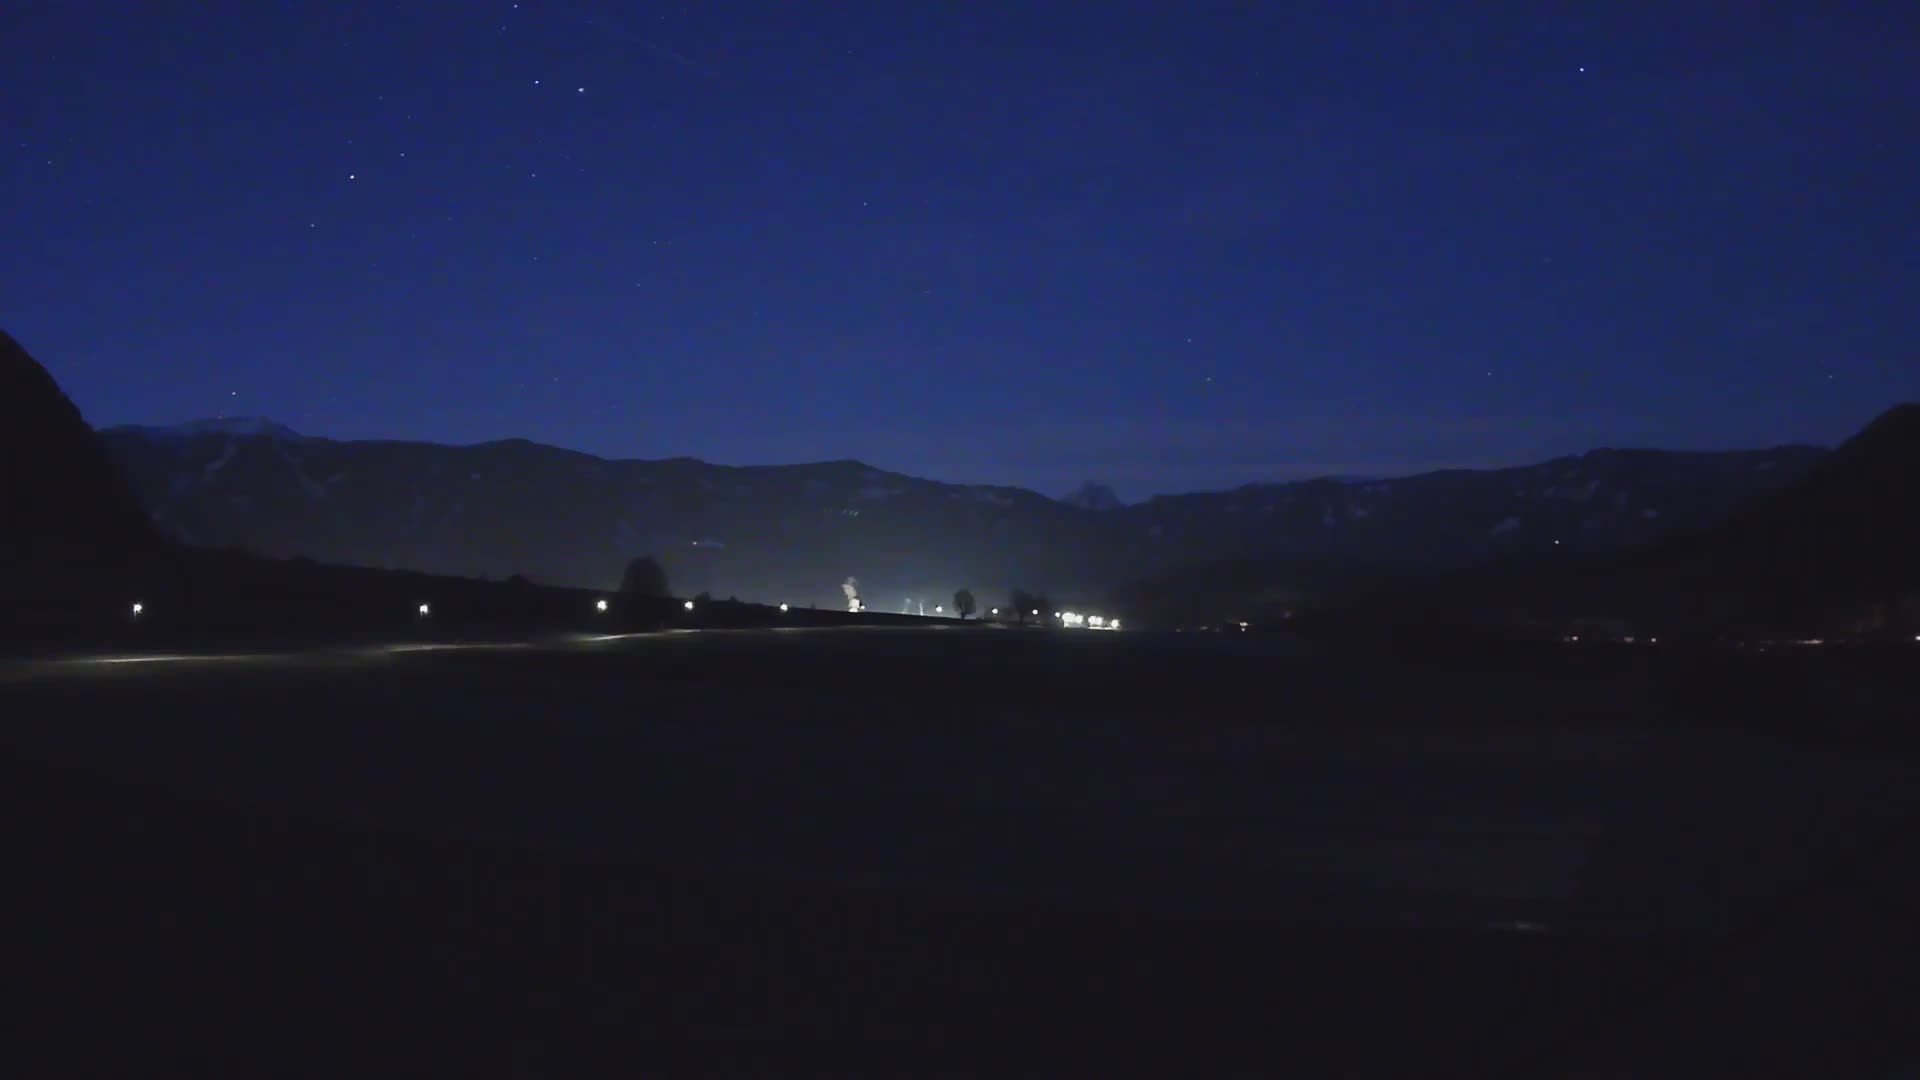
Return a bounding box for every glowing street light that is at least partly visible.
[683,600,695,611]
[779,603,790,612]
[990,608,999,616]
[934,604,944,613]
[595,598,609,612]
[418,603,431,617]
[130,602,144,617]
[1031,609,1039,616]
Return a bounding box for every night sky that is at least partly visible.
[6,3,1916,499]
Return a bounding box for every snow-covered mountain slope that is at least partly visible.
[98,421,1827,606]
[1062,481,1125,512]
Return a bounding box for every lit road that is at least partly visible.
[6,626,1917,933]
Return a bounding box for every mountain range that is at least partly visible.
[98,415,1826,610]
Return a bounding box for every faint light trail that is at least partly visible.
[77,653,268,666]
[367,642,535,655]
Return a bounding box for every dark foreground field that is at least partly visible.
[7,627,1920,1074]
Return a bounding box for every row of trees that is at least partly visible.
[951,588,1053,624]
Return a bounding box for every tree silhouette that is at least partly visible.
[1009,589,1035,626]
[619,555,670,597]
[953,587,976,620]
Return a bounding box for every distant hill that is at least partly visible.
[0,335,946,644]
[1639,403,1920,634]
[98,420,1826,609]
[1310,403,1920,640]
[0,331,167,610]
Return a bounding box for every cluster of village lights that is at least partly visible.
[126,595,1143,632]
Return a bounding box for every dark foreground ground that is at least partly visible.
[7,628,1920,1075]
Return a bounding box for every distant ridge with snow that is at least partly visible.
[95,416,1829,607]
[109,417,308,441]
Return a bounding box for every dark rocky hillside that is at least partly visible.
[1640,403,1920,634]
[0,331,166,613]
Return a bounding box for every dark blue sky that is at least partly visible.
[6,3,1916,498]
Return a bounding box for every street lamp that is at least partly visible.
[418,603,431,617]
[780,603,790,612]
[130,601,144,617]
[684,600,695,611]
[595,598,609,612]
[934,604,943,613]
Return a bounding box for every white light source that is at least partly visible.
[779,603,789,612]
[1110,619,1121,630]
[1089,615,1105,628]
[990,608,998,615]
[684,600,695,611]
[417,603,431,617]
[130,602,144,616]
[595,598,609,612]
[934,605,943,613]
